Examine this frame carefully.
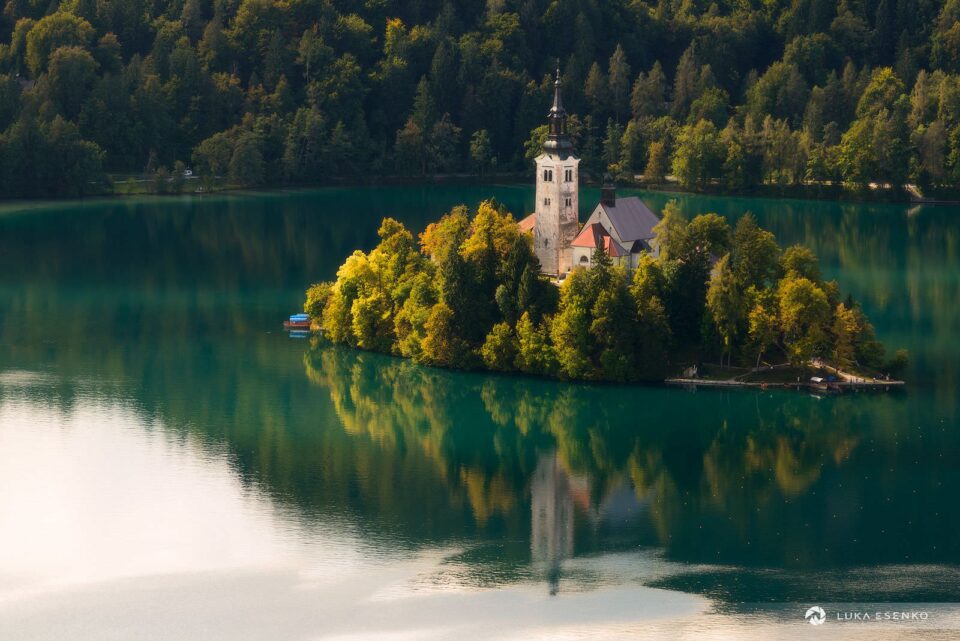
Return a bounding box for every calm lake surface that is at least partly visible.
[1,185,958,639]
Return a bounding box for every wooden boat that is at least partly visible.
[284,313,311,330]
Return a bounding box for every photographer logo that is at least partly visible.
[805,606,826,625]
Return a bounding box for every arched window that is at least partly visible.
[579,255,588,263]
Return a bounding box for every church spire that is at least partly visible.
[550,66,565,120]
[544,64,573,158]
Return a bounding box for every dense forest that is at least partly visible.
[304,200,905,382]
[1,0,958,197]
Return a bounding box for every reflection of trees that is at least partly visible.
[304,345,535,528]
[305,342,958,571]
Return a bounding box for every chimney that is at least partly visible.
[601,173,616,206]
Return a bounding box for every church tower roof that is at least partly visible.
[543,66,574,159]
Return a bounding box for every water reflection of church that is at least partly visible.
[530,451,649,595]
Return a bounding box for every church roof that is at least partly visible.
[597,197,660,243]
[572,223,629,257]
[518,213,537,233]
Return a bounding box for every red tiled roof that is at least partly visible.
[603,235,629,257]
[572,223,628,258]
[518,213,536,233]
[572,222,604,247]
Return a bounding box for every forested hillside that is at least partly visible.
[0,0,957,197]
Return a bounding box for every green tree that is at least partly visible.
[515,312,557,375]
[428,114,461,173]
[672,120,723,189]
[551,267,595,379]
[469,129,492,174]
[745,62,808,127]
[731,213,781,289]
[643,140,668,184]
[838,68,910,188]
[686,213,732,258]
[193,130,235,178]
[607,44,631,122]
[688,87,729,126]
[584,62,607,118]
[481,322,518,371]
[351,291,393,351]
[602,119,623,173]
[780,244,822,282]
[631,61,667,120]
[706,255,744,366]
[832,302,858,366]
[228,132,264,186]
[25,11,95,75]
[591,268,637,381]
[421,302,468,367]
[394,117,427,175]
[777,275,830,365]
[650,200,687,260]
[304,282,333,319]
[46,45,98,120]
[748,299,779,369]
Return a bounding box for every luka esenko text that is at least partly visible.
[304,78,906,386]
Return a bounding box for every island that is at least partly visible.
[302,199,905,389]
[302,78,906,390]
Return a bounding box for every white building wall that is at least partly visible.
[533,154,580,275]
[571,246,592,268]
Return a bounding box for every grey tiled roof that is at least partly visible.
[599,197,660,242]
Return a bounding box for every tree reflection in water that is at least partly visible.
[303,340,959,601]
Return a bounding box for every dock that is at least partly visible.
[665,378,904,391]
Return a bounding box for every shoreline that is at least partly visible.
[9,173,951,209]
[302,328,905,393]
[665,377,905,392]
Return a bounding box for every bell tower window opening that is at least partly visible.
[543,169,553,182]
[565,169,573,182]
[544,197,551,206]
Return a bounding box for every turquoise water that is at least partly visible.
[0,186,958,639]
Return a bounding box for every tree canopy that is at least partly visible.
[307,200,902,383]
[0,0,956,196]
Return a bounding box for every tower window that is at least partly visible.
[565,169,573,182]
[544,197,551,206]
[543,169,553,182]
[565,197,572,207]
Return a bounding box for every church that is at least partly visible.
[518,70,662,277]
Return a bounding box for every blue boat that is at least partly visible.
[284,313,311,330]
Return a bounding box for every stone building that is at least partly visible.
[519,71,661,276]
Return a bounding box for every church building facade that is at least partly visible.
[519,70,661,277]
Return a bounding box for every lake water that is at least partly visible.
[0,186,958,639]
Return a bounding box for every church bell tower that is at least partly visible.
[533,68,580,276]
